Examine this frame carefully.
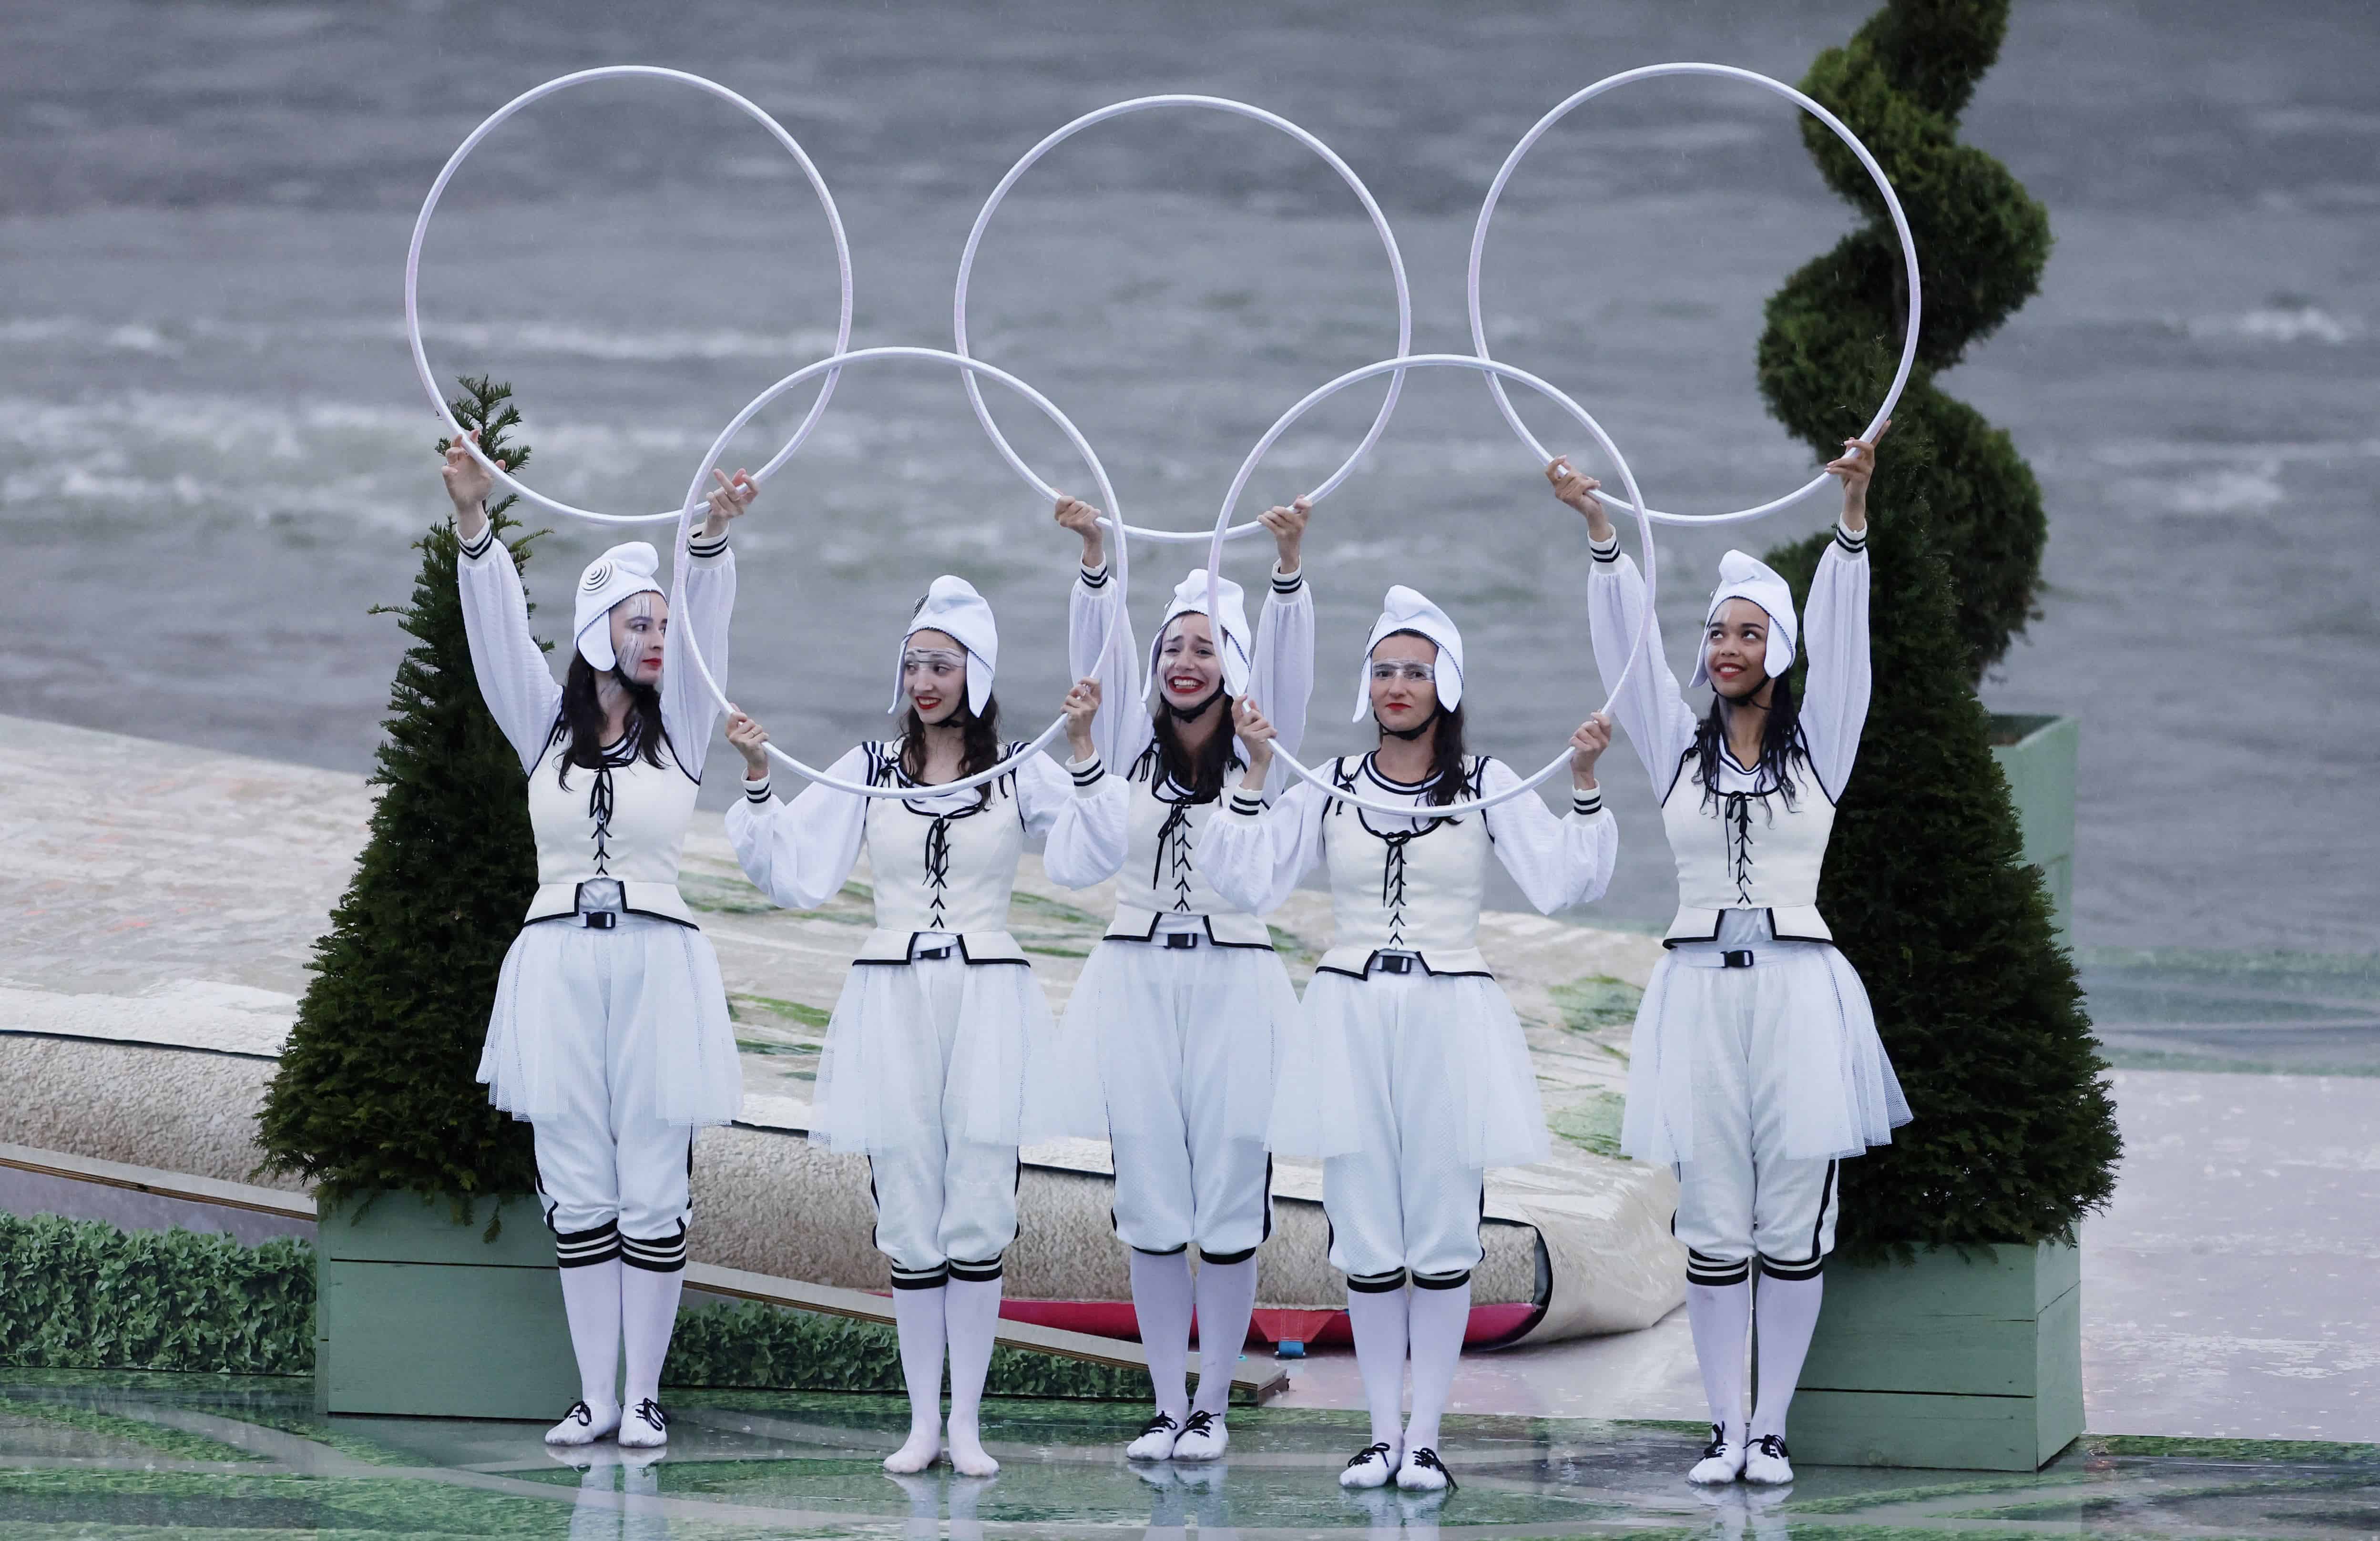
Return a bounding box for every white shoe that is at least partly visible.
[1396,1446,1456,1492]
[1170,1409,1228,1461]
[617,1398,669,1449]
[544,1398,621,1447]
[1126,1410,1182,1461]
[1688,1422,1747,1484]
[1338,1439,1400,1490]
[1743,1433,1794,1485]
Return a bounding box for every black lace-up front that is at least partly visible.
[1154,801,1197,909]
[1723,790,1757,904]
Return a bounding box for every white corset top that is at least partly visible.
[523,735,700,925]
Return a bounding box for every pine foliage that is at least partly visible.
[256,378,543,1210]
[1756,0,2052,683]
[1758,3,2118,1255]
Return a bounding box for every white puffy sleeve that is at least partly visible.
[1585,541,1700,799]
[723,745,871,911]
[456,526,562,776]
[662,531,735,781]
[1478,758,1618,914]
[1194,776,1328,917]
[1797,525,1872,799]
[1247,563,1317,796]
[1068,562,1150,776]
[1020,747,1129,889]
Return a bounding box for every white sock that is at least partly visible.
[887,1285,946,1470]
[557,1259,623,1413]
[1685,1279,1753,1442]
[619,1264,683,1409]
[1402,1280,1470,1455]
[1129,1249,1195,1421]
[1191,1256,1257,1418]
[1750,1271,1824,1441]
[1343,1284,1410,1449]
[944,1275,1004,1475]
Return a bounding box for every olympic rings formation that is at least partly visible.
[952,95,1413,545]
[1468,62,1920,525]
[1203,354,1659,821]
[405,66,856,527]
[668,347,1133,800]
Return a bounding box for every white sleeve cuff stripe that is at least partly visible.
[1079,563,1111,589]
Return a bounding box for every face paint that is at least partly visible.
[1368,660,1436,684]
[903,647,968,722]
[611,591,666,683]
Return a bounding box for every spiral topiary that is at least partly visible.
[1757,0,2052,683]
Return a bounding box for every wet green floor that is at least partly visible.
[0,1371,2373,1538]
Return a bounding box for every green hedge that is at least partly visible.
[0,1215,312,1376]
[665,1299,1161,1402]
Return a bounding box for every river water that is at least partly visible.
[3,0,2372,950]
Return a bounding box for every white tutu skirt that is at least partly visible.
[1619,939,1911,1165]
[808,957,1071,1156]
[1052,939,1307,1148]
[478,914,743,1128]
[1296,970,1547,1169]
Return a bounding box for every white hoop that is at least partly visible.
[953,95,1412,545]
[1467,62,1919,526]
[670,347,1131,799]
[1204,354,1658,820]
[406,66,856,527]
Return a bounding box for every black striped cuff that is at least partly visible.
[1572,789,1603,816]
[1346,1269,1408,1295]
[1271,565,1304,595]
[947,1255,1005,1284]
[1067,755,1104,788]
[1199,1245,1257,1266]
[687,530,729,560]
[1758,1253,1826,1282]
[1685,1249,1751,1287]
[743,776,772,804]
[1078,562,1111,590]
[1227,789,1264,817]
[621,1227,688,1274]
[889,1263,950,1290]
[554,1221,621,1269]
[1589,533,1622,565]
[1411,1268,1472,1291]
[459,519,497,562]
[1833,523,1868,555]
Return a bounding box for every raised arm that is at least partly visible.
[444,435,560,774]
[661,469,757,781]
[1479,733,1618,913]
[1800,427,1882,797]
[721,726,869,911]
[1026,677,1130,889]
[1057,494,1150,775]
[1195,696,1328,915]
[1551,457,1699,796]
[1246,497,1316,789]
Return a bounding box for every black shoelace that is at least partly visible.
[1346,1440,1394,1470]
[1407,1447,1458,1490]
[1138,1411,1180,1438]
[1752,1433,1788,1460]
[631,1398,668,1430]
[560,1399,593,1427]
[1179,1409,1218,1439]
[1701,1422,1730,1459]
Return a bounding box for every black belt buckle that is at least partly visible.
[1164,932,1199,950]
[1373,951,1415,976]
[583,912,616,930]
[913,943,954,961]
[1721,949,1756,969]
[575,878,623,929]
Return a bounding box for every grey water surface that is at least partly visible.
[2,0,2373,950]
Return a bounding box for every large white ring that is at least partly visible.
[406,67,856,527]
[1468,62,1920,526]
[670,347,1131,800]
[1204,354,1658,820]
[954,95,1412,545]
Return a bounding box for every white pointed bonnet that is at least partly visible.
[1151,569,1254,699]
[573,541,666,672]
[888,574,999,717]
[1352,584,1465,722]
[1688,549,1798,688]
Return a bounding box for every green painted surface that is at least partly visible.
[319,1259,577,1419]
[316,1191,553,1266]
[1990,713,2078,944]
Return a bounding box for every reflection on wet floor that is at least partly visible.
[0,1372,2374,1537]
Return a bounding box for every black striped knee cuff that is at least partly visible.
[1346,1269,1407,1295]
[947,1255,1005,1284]
[1198,1245,1256,1266]
[1411,1268,1472,1291]
[889,1263,950,1290]
[1129,1242,1189,1258]
[1757,1253,1825,1282]
[621,1227,687,1274]
[554,1221,621,1269]
[1686,1250,1751,1287]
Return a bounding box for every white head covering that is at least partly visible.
[1149,569,1254,700]
[1352,584,1466,723]
[1688,549,1799,688]
[888,574,998,717]
[573,541,666,672]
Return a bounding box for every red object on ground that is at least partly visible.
[994,1299,1538,1348]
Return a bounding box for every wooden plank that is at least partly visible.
[0,1141,313,1221]
[321,1259,579,1419]
[2033,1282,2085,1465]
[1789,1387,2039,1472]
[316,1191,553,1267]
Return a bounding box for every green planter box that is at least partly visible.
[315,1191,578,1419]
[1990,713,2078,945]
[1791,1240,2083,1471]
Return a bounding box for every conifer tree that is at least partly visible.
[1757,1,2118,1255]
[257,379,543,1211]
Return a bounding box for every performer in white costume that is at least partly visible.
[1048,492,1316,1464]
[1549,426,1909,1486]
[1199,590,1618,1493]
[722,576,1124,1478]
[441,436,756,1449]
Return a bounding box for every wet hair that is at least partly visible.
[1691,669,1804,810]
[899,694,1005,809]
[1151,695,1239,802]
[550,653,668,786]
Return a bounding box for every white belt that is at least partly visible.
[1670,947,1762,970]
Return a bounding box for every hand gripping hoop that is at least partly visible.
[1203,354,1659,820]
[405,66,856,527]
[1468,62,1920,525]
[670,347,1132,799]
[953,95,1413,544]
